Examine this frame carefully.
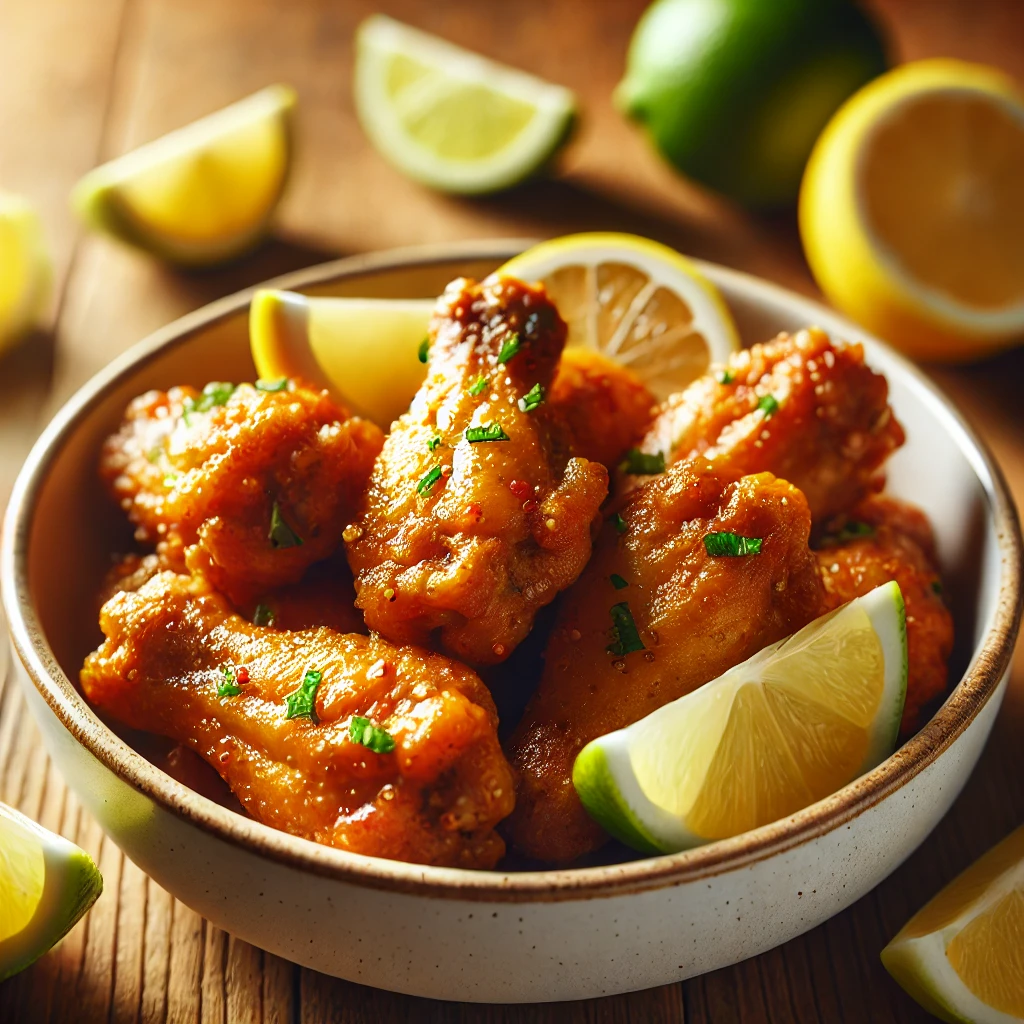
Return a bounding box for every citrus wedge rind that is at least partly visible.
[574,581,907,854]
[354,15,576,194]
[72,84,295,266]
[0,193,51,350]
[0,802,102,982]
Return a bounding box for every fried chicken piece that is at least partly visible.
[635,328,905,520]
[817,495,954,733]
[506,464,826,863]
[100,381,384,605]
[81,571,515,869]
[548,348,657,468]
[346,276,609,667]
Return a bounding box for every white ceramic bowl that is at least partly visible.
[3,241,1021,1003]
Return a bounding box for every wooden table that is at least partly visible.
[1,0,1022,1020]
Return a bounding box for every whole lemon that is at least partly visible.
[616,0,888,207]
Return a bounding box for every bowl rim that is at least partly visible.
[3,239,1021,903]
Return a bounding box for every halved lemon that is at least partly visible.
[0,801,102,982]
[573,581,906,853]
[249,289,435,427]
[72,85,295,266]
[0,192,50,351]
[882,825,1024,1024]
[354,15,576,194]
[499,233,740,399]
[800,59,1024,362]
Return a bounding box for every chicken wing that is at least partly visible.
[100,380,384,605]
[816,495,953,732]
[345,276,608,667]
[81,571,515,868]
[634,328,905,520]
[505,463,826,863]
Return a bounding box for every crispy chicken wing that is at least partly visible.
[345,276,609,667]
[635,329,905,520]
[81,571,515,868]
[506,464,826,863]
[100,381,383,605]
[817,495,953,732]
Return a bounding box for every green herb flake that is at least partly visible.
[162,473,180,488]
[610,573,629,590]
[835,520,875,544]
[717,369,735,385]
[146,446,163,464]
[703,532,763,557]
[184,381,235,419]
[518,382,545,413]
[252,603,276,627]
[269,502,303,549]
[606,602,645,656]
[758,394,780,417]
[417,337,430,363]
[931,579,943,596]
[465,422,510,443]
[498,332,521,364]
[417,465,443,496]
[427,435,442,452]
[285,669,322,721]
[217,667,243,698]
[620,448,665,475]
[349,716,396,755]
[468,375,489,397]
[613,512,628,535]
[256,377,288,393]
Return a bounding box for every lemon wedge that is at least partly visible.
[498,232,740,400]
[354,15,576,194]
[249,289,435,427]
[573,581,906,854]
[72,85,295,266]
[801,59,1024,362]
[0,192,50,351]
[882,825,1024,1024]
[0,801,102,982]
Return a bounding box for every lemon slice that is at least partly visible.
[72,85,295,266]
[882,825,1024,1024]
[354,15,576,194]
[0,801,102,982]
[498,232,740,400]
[0,192,51,351]
[249,289,435,427]
[801,59,1024,362]
[573,581,906,854]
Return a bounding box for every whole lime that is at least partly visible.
[616,0,888,206]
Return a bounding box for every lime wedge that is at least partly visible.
[354,15,576,194]
[0,801,102,982]
[882,825,1024,1024]
[574,581,907,853]
[249,289,435,427]
[0,192,51,351]
[72,85,295,266]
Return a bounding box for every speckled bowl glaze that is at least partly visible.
[3,241,1021,1003]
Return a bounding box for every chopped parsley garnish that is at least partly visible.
[468,375,488,396]
[417,337,430,363]
[620,448,665,475]
[717,369,735,385]
[518,382,545,413]
[184,381,235,421]
[613,512,628,535]
[465,422,510,443]
[349,716,396,754]
[758,394,780,417]
[146,446,162,464]
[834,520,875,543]
[931,580,943,596]
[703,532,763,557]
[417,465,443,495]
[427,435,442,452]
[606,602,645,656]
[610,573,629,590]
[217,668,242,697]
[162,473,180,488]
[255,377,288,392]
[252,603,276,627]
[269,502,303,549]
[498,332,521,364]
[285,669,322,721]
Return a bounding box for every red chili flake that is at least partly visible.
[235,667,250,684]
[522,499,538,513]
[465,502,482,520]
[509,478,531,500]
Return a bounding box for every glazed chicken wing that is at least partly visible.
[101,380,383,605]
[506,464,826,863]
[635,328,905,520]
[345,276,608,667]
[817,495,954,733]
[81,571,515,868]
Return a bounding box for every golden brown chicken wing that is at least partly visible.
[345,276,609,667]
[100,380,383,605]
[634,328,905,520]
[505,463,826,863]
[816,495,953,733]
[81,571,515,868]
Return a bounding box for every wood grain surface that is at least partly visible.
[1,0,1022,1020]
